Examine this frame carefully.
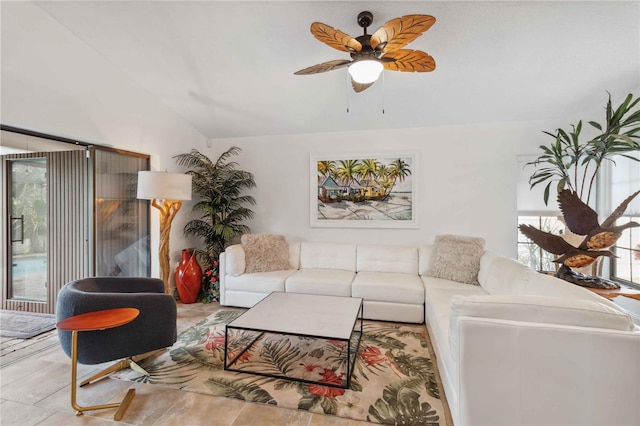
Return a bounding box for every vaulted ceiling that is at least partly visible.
[3,1,640,140]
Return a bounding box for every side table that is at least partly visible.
[586,285,640,326]
[587,286,640,301]
[56,308,140,421]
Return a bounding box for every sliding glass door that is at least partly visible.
[2,150,89,313]
[9,157,48,302]
[2,128,151,314]
[93,149,150,277]
[0,128,150,313]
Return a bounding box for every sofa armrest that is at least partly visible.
[219,251,228,305]
[219,244,246,306]
[452,316,640,425]
[224,244,246,276]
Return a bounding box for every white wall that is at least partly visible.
[191,121,549,259]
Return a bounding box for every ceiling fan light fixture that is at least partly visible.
[348,59,383,84]
[295,13,436,93]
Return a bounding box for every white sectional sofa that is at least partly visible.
[221,241,424,323]
[219,239,640,425]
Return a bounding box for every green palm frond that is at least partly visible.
[173,146,256,265]
[386,351,439,398]
[368,377,439,425]
[125,358,199,385]
[362,331,406,351]
[527,92,640,205]
[214,309,244,324]
[297,392,340,415]
[204,376,277,404]
[247,338,305,376]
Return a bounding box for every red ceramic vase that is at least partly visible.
[175,248,202,304]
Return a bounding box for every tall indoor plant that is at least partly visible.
[174,146,256,302]
[527,92,640,205]
[522,92,639,287]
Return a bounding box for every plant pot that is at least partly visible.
[175,248,202,304]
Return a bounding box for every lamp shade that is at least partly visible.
[348,59,384,84]
[137,171,192,201]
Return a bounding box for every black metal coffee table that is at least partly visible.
[224,292,363,388]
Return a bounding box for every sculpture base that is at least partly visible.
[555,265,620,290]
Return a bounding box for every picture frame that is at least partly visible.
[310,152,418,228]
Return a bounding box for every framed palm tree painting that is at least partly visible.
[310,153,418,228]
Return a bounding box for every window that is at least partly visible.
[603,156,640,287]
[517,215,564,271]
[517,154,639,284]
[516,154,564,271]
[611,216,640,284]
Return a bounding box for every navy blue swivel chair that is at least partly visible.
[56,277,177,385]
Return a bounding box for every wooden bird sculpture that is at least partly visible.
[518,224,616,268]
[558,189,640,250]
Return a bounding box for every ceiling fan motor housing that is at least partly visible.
[354,12,376,58]
[357,11,374,30]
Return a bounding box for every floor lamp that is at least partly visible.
[137,171,192,294]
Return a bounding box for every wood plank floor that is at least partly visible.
[1,329,60,368]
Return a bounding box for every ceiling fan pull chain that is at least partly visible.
[346,72,350,113]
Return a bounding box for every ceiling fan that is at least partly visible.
[294,11,436,93]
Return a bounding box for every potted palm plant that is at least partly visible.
[174,146,256,302]
[527,92,640,205]
[522,93,640,288]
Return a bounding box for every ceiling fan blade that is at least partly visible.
[294,59,352,75]
[310,22,362,52]
[370,15,435,53]
[382,49,436,72]
[351,79,375,93]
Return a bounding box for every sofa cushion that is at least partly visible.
[225,270,295,293]
[422,276,490,294]
[288,242,301,270]
[418,244,434,276]
[479,263,627,313]
[225,244,246,276]
[426,234,486,285]
[357,244,418,274]
[363,301,424,323]
[518,270,631,312]
[285,269,354,297]
[352,271,424,304]
[241,234,290,273]
[300,242,357,271]
[477,250,498,287]
[478,254,529,294]
[450,294,635,331]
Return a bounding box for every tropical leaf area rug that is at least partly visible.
[113,309,447,425]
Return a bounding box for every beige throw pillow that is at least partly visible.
[241,234,291,273]
[427,234,485,285]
